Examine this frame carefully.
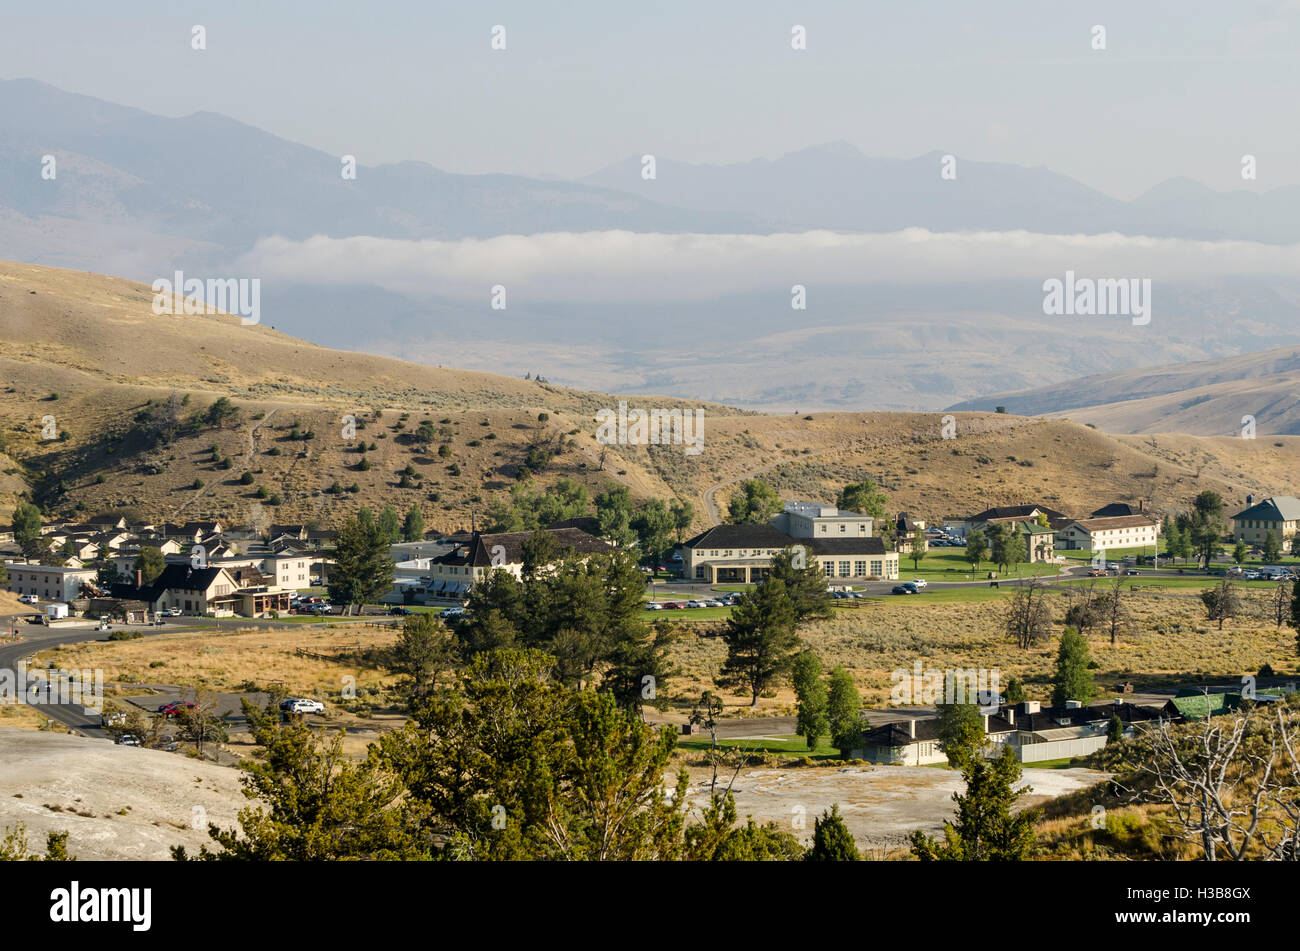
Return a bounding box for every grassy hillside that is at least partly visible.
[3,260,1300,533]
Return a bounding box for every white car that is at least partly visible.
[910,578,928,589]
[19,594,38,605]
[645,602,664,610]
[281,698,325,715]
[686,600,706,608]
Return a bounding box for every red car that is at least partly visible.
[664,602,684,609]
[157,700,197,717]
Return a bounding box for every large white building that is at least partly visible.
[1055,515,1160,552]
[6,565,97,602]
[682,501,898,583]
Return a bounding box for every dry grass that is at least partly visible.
[665,590,1297,713]
[32,622,399,701]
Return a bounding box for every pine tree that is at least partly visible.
[910,745,1037,861]
[717,580,800,705]
[806,804,859,861]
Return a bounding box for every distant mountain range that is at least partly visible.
[4,77,1300,417]
[581,144,1300,243]
[948,346,1300,435]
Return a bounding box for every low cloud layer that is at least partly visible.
[238,229,1300,302]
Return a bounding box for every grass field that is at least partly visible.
[676,733,840,759]
[665,584,1298,717]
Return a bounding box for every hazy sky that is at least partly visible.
[5,0,1299,199]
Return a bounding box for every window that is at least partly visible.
[823,563,835,577]
[819,525,826,533]
[695,566,705,579]
[871,560,883,576]
[839,524,846,533]
[838,561,851,577]
[854,560,867,576]
[859,524,866,533]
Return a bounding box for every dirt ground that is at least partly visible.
[681,762,1108,854]
[0,726,245,860]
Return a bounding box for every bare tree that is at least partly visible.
[1130,702,1271,860]
[1099,574,1131,645]
[1200,577,1242,631]
[1005,577,1053,650]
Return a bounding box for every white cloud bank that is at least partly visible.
[238,229,1300,301]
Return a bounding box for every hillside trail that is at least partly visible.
[169,409,277,520]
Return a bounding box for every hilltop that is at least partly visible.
[2,261,1299,532]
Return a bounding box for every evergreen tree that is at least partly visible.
[765,547,832,621]
[835,481,887,521]
[1050,626,1095,706]
[726,479,783,524]
[402,504,424,542]
[910,746,1037,861]
[718,580,800,705]
[328,514,395,614]
[11,501,41,547]
[377,504,402,544]
[805,804,859,861]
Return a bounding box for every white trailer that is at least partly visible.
[45,602,69,620]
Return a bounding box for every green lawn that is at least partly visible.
[904,549,1062,581]
[676,733,841,758]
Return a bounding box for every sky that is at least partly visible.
[3,0,1299,199]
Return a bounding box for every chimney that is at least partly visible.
[907,718,915,739]
[1005,707,1015,726]
[1138,499,1144,512]
[136,569,142,587]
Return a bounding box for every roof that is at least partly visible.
[684,523,797,549]
[110,563,232,604]
[967,504,1068,523]
[808,537,888,556]
[1231,496,1300,523]
[545,516,602,535]
[10,564,95,575]
[1067,515,1159,533]
[1091,503,1135,518]
[431,528,611,569]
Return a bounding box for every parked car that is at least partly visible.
[388,606,412,615]
[891,585,916,595]
[441,606,466,619]
[910,578,928,588]
[115,734,141,746]
[280,698,325,715]
[703,599,723,607]
[164,607,183,617]
[664,602,684,609]
[645,601,664,610]
[18,594,38,605]
[1088,567,1107,577]
[157,700,197,717]
[686,600,706,608]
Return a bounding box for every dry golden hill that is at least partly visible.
[2,260,1299,533]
